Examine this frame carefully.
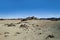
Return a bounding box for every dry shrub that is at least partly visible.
[4,32,10,34]
[16,32,21,34]
[5,23,15,27]
[46,34,54,39]
[0,33,2,35]
[4,35,9,37]
[24,22,28,23]
[36,25,39,27]
[20,24,29,29]
[16,22,21,24]
[38,33,42,35]
[14,32,21,36]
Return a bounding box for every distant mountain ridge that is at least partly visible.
[0,16,60,21]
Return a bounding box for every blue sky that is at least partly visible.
[0,0,60,18]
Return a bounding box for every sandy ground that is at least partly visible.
[0,20,60,40]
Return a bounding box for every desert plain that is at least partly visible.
[0,19,60,40]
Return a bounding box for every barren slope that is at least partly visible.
[0,20,60,40]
